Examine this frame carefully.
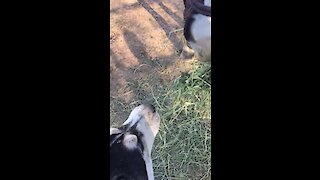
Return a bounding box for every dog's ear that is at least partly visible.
[110,128,121,135]
[122,134,138,150]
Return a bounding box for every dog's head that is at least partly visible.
[110,104,161,180]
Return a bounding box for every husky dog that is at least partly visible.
[110,104,161,180]
[183,0,211,61]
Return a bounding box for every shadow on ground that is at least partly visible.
[110,0,192,125]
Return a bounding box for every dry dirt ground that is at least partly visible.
[110,0,193,124]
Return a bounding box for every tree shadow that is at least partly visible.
[122,28,148,64]
[137,0,181,48]
[158,2,183,26]
[122,27,181,67]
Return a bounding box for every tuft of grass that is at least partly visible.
[152,61,211,180]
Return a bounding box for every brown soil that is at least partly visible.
[110,0,193,124]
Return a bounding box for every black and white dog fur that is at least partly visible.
[183,0,211,61]
[110,104,161,180]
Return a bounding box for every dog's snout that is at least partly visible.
[141,103,156,113]
[149,104,156,113]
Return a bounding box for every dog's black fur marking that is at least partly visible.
[183,0,198,43]
[110,127,147,180]
[184,16,196,43]
[110,142,148,180]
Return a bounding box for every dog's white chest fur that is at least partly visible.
[185,0,211,61]
[191,14,211,42]
[189,14,211,61]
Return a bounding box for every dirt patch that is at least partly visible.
[110,0,193,123]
